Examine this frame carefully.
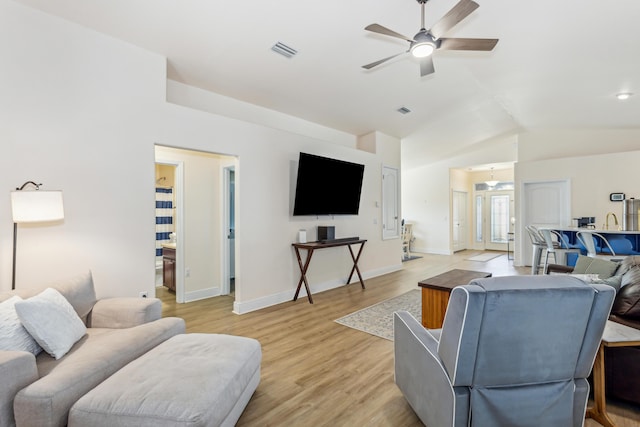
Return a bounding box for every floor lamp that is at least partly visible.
[11,181,64,290]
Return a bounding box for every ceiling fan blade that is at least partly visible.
[364,24,413,42]
[439,37,498,51]
[420,56,435,77]
[362,51,408,70]
[429,0,479,40]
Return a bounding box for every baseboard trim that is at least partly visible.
[185,286,220,303]
[232,264,402,315]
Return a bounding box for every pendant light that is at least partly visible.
[485,168,499,187]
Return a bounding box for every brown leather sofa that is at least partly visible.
[547,256,640,406]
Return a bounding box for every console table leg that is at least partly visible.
[293,247,314,304]
[346,242,366,289]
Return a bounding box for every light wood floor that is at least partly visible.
[157,250,640,426]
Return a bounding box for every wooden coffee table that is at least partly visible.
[418,269,492,328]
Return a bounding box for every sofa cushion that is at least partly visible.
[621,264,640,289]
[572,255,619,279]
[611,282,640,319]
[15,288,87,360]
[50,271,97,324]
[68,333,261,427]
[0,296,42,356]
[14,317,186,427]
[0,271,97,325]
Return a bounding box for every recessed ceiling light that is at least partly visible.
[616,92,633,100]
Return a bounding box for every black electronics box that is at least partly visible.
[318,226,335,241]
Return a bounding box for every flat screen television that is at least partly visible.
[293,152,365,216]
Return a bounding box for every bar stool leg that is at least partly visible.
[531,245,544,275]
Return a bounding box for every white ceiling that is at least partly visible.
[15,0,640,169]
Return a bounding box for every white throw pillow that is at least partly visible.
[0,296,43,356]
[15,288,87,359]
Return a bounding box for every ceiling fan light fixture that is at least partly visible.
[411,42,435,58]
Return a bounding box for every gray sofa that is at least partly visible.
[0,271,186,427]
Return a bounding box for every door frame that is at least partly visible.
[154,158,185,303]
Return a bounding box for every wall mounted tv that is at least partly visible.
[293,152,365,216]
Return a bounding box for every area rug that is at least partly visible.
[466,252,502,262]
[334,289,421,341]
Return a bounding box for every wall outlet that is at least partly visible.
[139,291,148,298]
[185,268,191,278]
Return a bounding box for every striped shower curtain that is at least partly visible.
[155,187,173,267]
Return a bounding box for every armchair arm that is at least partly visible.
[89,297,162,328]
[393,311,470,427]
[0,351,38,427]
[546,264,575,274]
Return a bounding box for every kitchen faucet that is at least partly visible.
[605,212,619,230]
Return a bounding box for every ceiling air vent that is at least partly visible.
[271,42,298,59]
[397,106,412,115]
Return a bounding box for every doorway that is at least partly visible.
[154,159,184,302]
[154,145,238,304]
[222,166,235,296]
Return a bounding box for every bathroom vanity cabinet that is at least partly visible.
[162,245,176,292]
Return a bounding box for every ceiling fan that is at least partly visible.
[362,0,498,76]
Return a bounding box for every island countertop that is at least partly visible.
[549,227,640,235]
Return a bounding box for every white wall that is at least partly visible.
[518,129,640,163]
[515,148,640,265]
[1,0,165,297]
[402,134,518,254]
[0,0,401,314]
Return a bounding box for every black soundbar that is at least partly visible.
[319,237,360,244]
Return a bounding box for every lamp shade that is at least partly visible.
[11,190,64,223]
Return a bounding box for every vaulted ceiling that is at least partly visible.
[15,0,640,169]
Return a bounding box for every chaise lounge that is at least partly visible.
[1,271,262,427]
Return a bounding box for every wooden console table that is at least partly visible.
[418,269,492,328]
[292,239,367,304]
[586,320,640,427]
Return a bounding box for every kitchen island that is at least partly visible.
[551,227,640,265]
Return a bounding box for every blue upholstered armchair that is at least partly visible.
[394,275,615,427]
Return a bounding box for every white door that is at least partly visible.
[452,191,467,252]
[484,191,513,251]
[473,190,514,251]
[521,180,570,265]
[382,165,400,240]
